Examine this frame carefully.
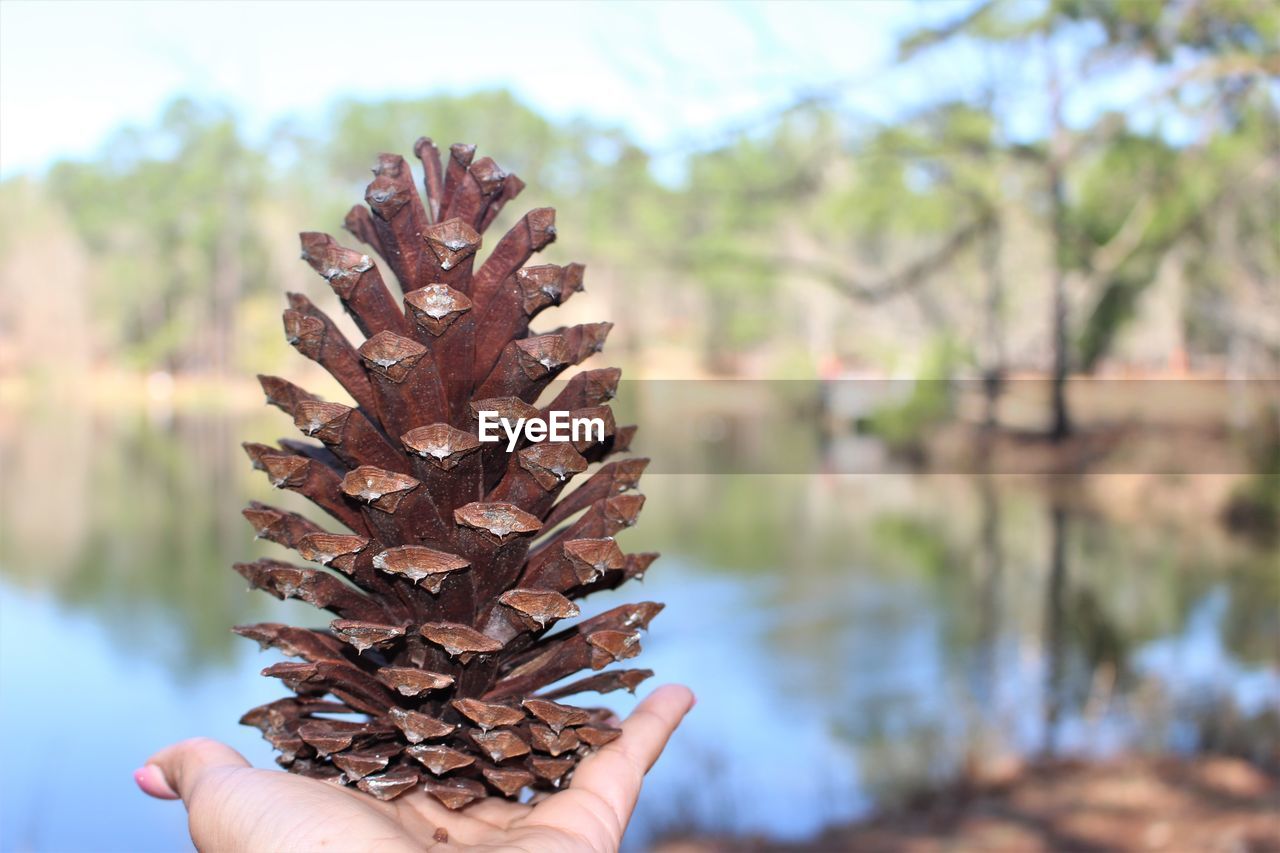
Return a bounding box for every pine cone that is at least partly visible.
[235,139,659,808]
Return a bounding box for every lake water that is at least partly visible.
[1,405,1277,851]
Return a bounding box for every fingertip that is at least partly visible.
[144,737,250,801]
[645,683,696,716]
[134,763,179,800]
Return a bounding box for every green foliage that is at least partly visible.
[676,109,842,353]
[1072,133,1181,368]
[894,0,1279,378]
[46,99,269,371]
[860,338,963,452]
[297,91,668,247]
[319,92,597,194]
[1223,406,1280,543]
[24,91,680,374]
[1057,0,1280,58]
[868,514,953,579]
[4,0,1277,382]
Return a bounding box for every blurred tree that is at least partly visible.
[284,91,660,238]
[28,91,678,377]
[897,0,1278,439]
[0,179,93,379]
[679,109,839,369]
[284,91,678,362]
[6,18,1274,394]
[46,100,269,374]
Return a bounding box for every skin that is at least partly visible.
[136,684,694,853]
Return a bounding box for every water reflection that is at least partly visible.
[0,405,1276,850]
[0,404,322,672]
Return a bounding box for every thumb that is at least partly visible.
[136,737,250,801]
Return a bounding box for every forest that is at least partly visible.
[3,1,1275,446]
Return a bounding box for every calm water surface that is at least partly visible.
[1,407,1277,851]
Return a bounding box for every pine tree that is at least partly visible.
[235,140,658,808]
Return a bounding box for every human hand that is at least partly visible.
[136,685,694,853]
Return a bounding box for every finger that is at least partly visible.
[141,737,250,802]
[567,684,694,827]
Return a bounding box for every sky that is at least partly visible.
[0,0,973,178]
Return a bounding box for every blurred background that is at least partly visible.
[1,1,1277,850]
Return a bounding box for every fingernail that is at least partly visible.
[134,763,179,799]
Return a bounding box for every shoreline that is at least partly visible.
[655,755,1280,852]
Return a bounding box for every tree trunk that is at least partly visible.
[1048,235,1071,441]
[981,217,1006,432]
[1047,47,1073,442]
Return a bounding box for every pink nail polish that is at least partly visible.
[134,764,176,799]
[133,766,156,795]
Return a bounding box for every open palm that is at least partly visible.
[137,685,693,852]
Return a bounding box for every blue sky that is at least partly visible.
[0,0,974,177]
